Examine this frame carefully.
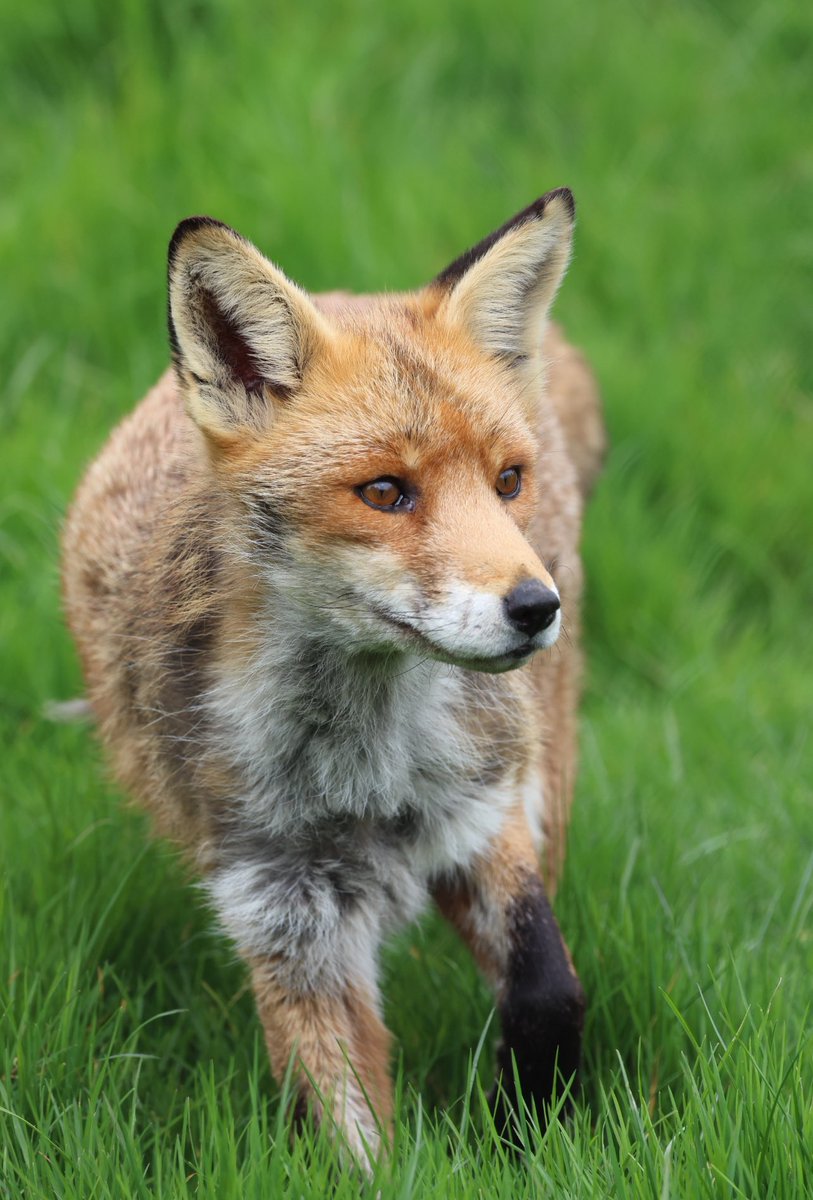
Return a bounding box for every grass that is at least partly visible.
[1,0,812,1194]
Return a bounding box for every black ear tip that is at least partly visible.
[539,187,575,220]
[167,217,229,356]
[168,215,235,268]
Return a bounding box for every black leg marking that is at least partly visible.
[492,875,585,1133]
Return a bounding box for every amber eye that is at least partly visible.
[357,477,411,510]
[496,467,522,498]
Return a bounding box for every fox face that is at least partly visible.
[168,191,574,672]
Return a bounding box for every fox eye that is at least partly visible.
[357,477,412,511]
[496,466,522,498]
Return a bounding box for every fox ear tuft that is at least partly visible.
[431,188,575,363]
[168,217,327,439]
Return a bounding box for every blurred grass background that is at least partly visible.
[1,0,811,1196]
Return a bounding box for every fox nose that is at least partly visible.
[503,579,560,637]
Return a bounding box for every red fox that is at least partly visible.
[62,188,604,1164]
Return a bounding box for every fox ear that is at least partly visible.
[431,188,575,364]
[168,217,328,439]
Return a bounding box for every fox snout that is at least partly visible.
[386,558,563,673]
[401,497,564,670]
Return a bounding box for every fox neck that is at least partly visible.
[208,601,471,832]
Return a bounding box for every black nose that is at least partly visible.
[503,579,560,637]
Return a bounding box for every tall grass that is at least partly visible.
[1,0,811,1195]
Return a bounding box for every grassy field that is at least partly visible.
[1,0,812,1195]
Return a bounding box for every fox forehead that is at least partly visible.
[224,300,539,488]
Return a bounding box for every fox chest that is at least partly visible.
[206,655,526,877]
[203,653,538,975]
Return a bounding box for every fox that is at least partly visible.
[62,187,605,1165]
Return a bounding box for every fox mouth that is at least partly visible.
[370,605,537,672]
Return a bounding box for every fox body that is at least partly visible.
[62,189,604,1162]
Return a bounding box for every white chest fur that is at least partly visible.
[207,637,515,864]
[203,637,528,987]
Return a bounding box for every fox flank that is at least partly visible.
[62,188,605,1167]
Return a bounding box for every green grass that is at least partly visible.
[2,0,812,1195]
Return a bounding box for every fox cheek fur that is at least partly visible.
[62,187,604,1166]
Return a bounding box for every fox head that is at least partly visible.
[167,190,575,673]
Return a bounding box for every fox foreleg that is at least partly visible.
[206,847,395,1167]
[433,805,585,1132]
[248,957,392,1165]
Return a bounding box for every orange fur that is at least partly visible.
[250,959,392,1158]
